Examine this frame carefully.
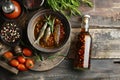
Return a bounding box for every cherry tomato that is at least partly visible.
[25,59,34,69]
[10,59,19,67]
[17,64,27,71]
[3,0,21,19]
[3,51,13,60]
[23,48,32,57]
[17,56,26,64]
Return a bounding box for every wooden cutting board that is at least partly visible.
[0,60,19,74]
[30,39,70,71]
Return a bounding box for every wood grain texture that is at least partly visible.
[69,28,120,59]
[2,59,120,80]
[70,15,120,28]
[0,61,18,74]
[1,0,120,79]
[70,0,120,28]
[31,39,70,71]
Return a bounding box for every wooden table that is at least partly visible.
[1,1,120,80]
[0,24,119,80]
[1,59,120,80]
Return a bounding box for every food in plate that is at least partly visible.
[34,15,65,49]
[27,9,70,53]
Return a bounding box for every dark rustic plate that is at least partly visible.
[27,9,71,53]
[30,38,70,71]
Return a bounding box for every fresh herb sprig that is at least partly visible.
[47,54,67,59]
[45,0,93,17]
[45,15,55,33]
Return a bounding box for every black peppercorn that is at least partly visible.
[0,22,21,44]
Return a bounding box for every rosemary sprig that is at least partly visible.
[45,15,55,33]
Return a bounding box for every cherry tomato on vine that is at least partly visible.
[17,56,26,64]
[25,59,34,69]
[10,59,19,67]
[23,48,32,57]
[3,51,13,60]
[17,64,27,71]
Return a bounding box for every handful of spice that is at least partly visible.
[0,22,21,45]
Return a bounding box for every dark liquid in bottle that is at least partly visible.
[74,29,92,70]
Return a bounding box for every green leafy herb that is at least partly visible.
[45,0,93,17]
[45,15,55,33]
[33,52,44,61]
[47,54,67,59]
[81,0,93,7]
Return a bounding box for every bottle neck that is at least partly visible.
[81,28,89,33]
[85,23,89,32]
[81,23,89,32]
[81,16,89,32]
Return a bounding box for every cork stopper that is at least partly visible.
[83,15,90,32]
[84,15,90,18]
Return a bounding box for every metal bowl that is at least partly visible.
[27,9,71,53]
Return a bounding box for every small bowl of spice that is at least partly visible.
[0,22,22,47]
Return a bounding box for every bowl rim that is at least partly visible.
[27,9,71,53]
[22,0,45,10]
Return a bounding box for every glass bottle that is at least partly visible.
[74,15,92,70]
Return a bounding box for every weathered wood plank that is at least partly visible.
[70,15,120,28]
[69,28,120,59]
[0,61,18,74]
[3,59,120,80]
[70,0,120,28]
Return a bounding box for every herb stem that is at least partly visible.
[45,0,93,17]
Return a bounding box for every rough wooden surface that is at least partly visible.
[0,0,120,79]
[1,28,120,80]
[1,59,120,80]
[69,28,120,59]
[31,40,70,71]
[70,0,120,28]
[0,61,18,74]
